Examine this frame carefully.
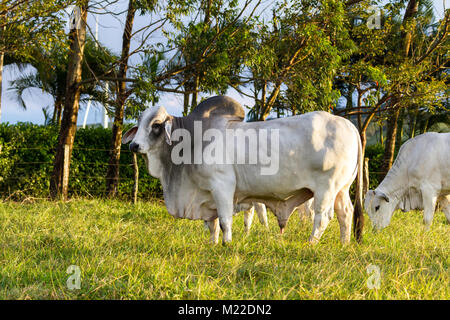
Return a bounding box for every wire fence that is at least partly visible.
[0,145,163,201]
[0,142,389,201]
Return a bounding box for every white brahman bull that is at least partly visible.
[365,132,450,230]
[123,96,364,244]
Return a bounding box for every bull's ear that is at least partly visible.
[164,119,172,145]
[378,191,390,203]
[122,126,138,144]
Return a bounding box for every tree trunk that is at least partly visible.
[422,117,429,134]
[203,0,212,26]
[50,3,88,199]
[396,107,405,146]
[191,74,199,111]
[345,84,354,120]
[360,130,367,154]
[52,102,58,124]
[259,79,282,120]
[52,94,63,126]
[356,89,362,132]
[402,0,419,57]
[363,157,369,196]
[379,118,384,146]
[57,102,63,126]
[360,129,368,171]
[410,106,419,138]
[379,107,400,181]
[378,0,418,182]
[183,91,190,116]
[261,80,267,118]
[106,0,135,197]
[106,101,125,196]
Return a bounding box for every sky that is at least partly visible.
[1,0,447,126]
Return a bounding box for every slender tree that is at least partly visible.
[106,0,136,197]
[50,1,89,199]
[380,0,419,180]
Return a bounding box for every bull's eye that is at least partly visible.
[151,122,162,135]
[375,205,380,211]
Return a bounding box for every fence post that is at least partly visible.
[363,157,369,196]
[132,152,138,204]
[62,144,70,201]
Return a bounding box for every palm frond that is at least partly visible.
[8,73,46,110]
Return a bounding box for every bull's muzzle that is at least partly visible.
[129,142,139,153]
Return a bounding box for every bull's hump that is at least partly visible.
[190,96,245,120]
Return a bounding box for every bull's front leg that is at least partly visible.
[212,191,234,244]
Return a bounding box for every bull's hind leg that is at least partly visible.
[206,218,220,244]
[334,190,353,244]
[254,203,269,228]
[437,196,450,223]
[309,191,335,244]
[422,186,438,230]
[443,203,450,224]
[244,206,255,233]
[444,206,450,224]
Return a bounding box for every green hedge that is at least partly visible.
[0,123,162,199]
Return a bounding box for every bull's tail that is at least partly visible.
[353,129,364,243]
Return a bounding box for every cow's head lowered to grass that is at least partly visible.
[364,189,396,230]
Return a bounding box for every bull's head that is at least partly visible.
[364,189,395,230]
[122,106,173,154]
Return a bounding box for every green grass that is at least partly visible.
[0,198,448,299]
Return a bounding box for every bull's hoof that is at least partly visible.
[222,238,232,246]
[308,236,319,245]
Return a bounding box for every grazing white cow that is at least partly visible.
[397,193,450,220]
[365,132,450,230]
[123,96,364,244]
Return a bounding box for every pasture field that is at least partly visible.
[0,199,448,300]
